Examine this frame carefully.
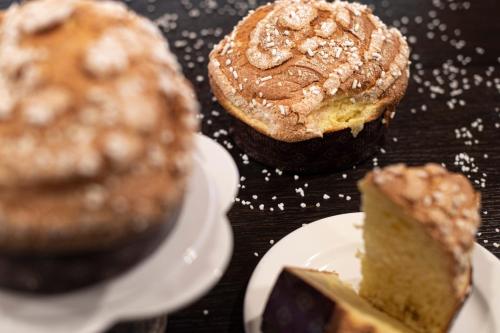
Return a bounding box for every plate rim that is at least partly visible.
[79,149,235,333]
[194,134,239,214]
[85,162,227,333]
[97,215,234,333]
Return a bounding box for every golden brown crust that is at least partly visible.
[359,164,480,295]
[208,0,410,142]
[0,0,198,253]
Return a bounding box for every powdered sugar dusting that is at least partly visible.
[85,32,130,78]
[22,87,71,126]
[104,132,142,166]
[278,2,317,30]
[20,0,76,34]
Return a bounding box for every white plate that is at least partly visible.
[244,212,500,333]
[0,135,238,333]
[194,134,239,213]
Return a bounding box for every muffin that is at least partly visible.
[0,0,198,293]
[262,267,416,333]
[208,0,410,172]
[359,164,481,333]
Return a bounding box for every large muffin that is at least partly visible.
[0,0,198,292]
[208,0,410,172]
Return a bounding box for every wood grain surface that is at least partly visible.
[0,0,498,332]
[152,0,500,332]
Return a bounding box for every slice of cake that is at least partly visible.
[262,267,416,333]
[358,164,481,333]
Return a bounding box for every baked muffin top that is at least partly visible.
[359,164,481,273]
[208,0,410,142]
[0,0,198,253]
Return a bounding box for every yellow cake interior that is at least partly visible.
[222,94,383,140]
[359,184,463,333]
[293,268,416,333]
[306,98,382,137]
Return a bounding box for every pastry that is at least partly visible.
[358,164,481,333]
[262,267,416,333]
[0,0,198,292]
[208,0,410,172]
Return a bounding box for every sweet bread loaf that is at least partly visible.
[209,0,410,172]
[0,0,198,292]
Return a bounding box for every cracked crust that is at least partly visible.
[0,0,198,253]
[208,0,410,142]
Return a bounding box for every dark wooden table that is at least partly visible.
[1,0,498,332]
[154,0,500,332]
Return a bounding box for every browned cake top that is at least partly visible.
[208,0,410,142]
[361,164,481,268]
[0,0,198,252]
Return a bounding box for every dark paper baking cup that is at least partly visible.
[230,114,387,173]
[0,209,180,294]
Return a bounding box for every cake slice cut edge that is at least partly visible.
[358,163,481,333]
[261,266,417,333]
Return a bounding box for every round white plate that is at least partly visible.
[244,212,500,333]
[0,135,238,333]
